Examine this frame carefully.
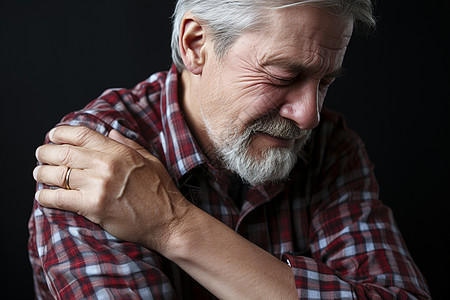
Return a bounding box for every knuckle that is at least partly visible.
[53,189,67,209]
[74,126,94,145]
[128,149,146,165]
[57,145,72,166]
[97,156,117,174]
[99,154,125,175]
[57,166,68,186]
[120,146,135,158]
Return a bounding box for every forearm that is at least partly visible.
[162,205,298,300]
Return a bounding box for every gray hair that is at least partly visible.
[171,0,376,71]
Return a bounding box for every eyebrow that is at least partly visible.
[262,60,346,79]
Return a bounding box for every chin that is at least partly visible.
[225,146,299,186]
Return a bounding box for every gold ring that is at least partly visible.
[64,167,73,190]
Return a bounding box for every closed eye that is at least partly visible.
[269,74,298,86]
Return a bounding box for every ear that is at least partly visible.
[179,13,207,75]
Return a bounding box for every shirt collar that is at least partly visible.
[158,65,208,181]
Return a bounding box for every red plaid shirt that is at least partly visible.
[28,66,430,299]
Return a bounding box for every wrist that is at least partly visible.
[155,198,203,260]
[155,204,298,300]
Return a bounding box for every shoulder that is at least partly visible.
[61,71,167,136]
[56,71,169,159]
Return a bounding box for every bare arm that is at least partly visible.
[164,205,297,299]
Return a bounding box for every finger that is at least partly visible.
[108,130,138,149]
[35,144,94,169]
[33,165,85,190]
[108,130,155,161]
[36,188,83,213]
[49,126,118,151]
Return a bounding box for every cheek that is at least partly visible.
[230,81,284,123]
[207,63,284,131]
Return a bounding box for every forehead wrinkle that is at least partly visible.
[301,23,353,51]
[265,8,352,47]
[257,23,351,79]
[231,6,352,80]
[258,26,349,63]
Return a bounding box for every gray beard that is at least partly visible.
[203,112,311,186]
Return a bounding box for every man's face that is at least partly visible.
[198,6,353,185]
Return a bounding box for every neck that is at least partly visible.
[179,69,215,159]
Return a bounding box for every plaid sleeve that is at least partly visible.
[28,90,176,299]
[29,201,176,299]
[283,113,431,299]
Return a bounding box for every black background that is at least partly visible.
[1,1,448,298]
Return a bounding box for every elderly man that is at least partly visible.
[29,0,430,299]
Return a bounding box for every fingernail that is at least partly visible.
[35,146,41,160]
[48,127,56,141]
[33,166,40,181]
[35,190,41,203]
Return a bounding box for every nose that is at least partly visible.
[278,80,321,130]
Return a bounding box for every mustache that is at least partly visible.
[247,113,309,140]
